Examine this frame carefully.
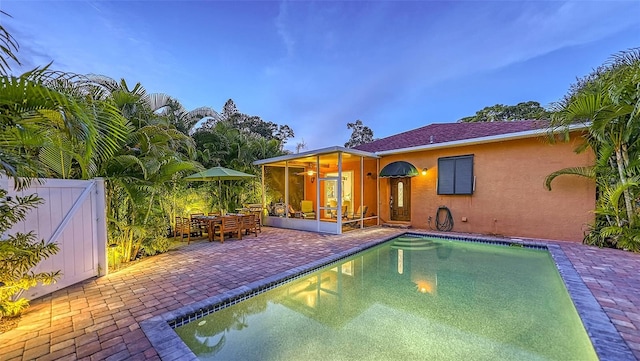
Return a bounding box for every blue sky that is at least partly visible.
[3,1,639,151]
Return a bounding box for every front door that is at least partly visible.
[390,177,411,221]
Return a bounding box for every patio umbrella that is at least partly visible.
[184,166,256,212]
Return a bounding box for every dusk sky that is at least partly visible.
[3,1,639,151]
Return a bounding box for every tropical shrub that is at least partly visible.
[0,189,60,319]
[547,48,640,251]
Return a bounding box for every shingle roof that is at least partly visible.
[354,120,550,153]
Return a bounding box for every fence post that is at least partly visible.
[95,178,108,276]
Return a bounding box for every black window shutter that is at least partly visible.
[455,156,474,194]
[437,158,455,194]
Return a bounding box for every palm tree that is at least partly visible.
[547,48,640,249]
[88,77,204,262]
[1,67,129,185]
[0,11,20,76]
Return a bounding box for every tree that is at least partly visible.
[459,101,551,122]
[295,139,307,153]
[344,119,375,148]
[90,77,200,262]
[545,48,640,251]
[221,99,239,120]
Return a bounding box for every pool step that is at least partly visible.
[391,238,438,251]
[382,221,411,229]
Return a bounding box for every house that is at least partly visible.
[254,120,595,242]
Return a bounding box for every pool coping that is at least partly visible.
[140,232,634,361]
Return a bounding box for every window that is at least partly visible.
[437,155,474,195]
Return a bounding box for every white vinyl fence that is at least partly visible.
[1,178,108,300]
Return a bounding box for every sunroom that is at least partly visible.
[254,146,380,234]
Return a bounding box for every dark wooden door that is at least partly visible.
[390,177,411,221]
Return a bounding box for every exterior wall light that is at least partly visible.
[421,168,428,175]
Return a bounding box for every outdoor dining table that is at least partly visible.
[192,215,221,242]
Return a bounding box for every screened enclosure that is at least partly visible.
[255,147,379,234]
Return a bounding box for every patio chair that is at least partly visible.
[287,204,300,218]
[344,205,369,229]
[175,217,196,244]
[190,213,206,237]
[327,199,338,218]
[300,200,316,219]
[174,216,186,241]
[246,204,263,233]
[208,212,221,216]
[342,200,351,219]
[213,215,242,243]
[241,214,258,237]
[347,205,368,220]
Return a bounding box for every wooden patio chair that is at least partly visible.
[178,217,195,244]
[246,204,263,232]
[190,213,205,238]
[174,216,186,241]
[213,215,242,243]
[241,214,258,237]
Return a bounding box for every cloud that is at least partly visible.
[275,0,295,60]
[272,0,640,149]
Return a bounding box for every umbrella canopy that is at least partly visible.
[379,161,419,178]
[184,166,256,181]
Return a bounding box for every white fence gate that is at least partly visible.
[1,178,108,300]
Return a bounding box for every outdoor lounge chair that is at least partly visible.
[300,200,316,219]
[348,205,368,220]
[327,199,338,218]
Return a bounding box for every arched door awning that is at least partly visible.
[379,161,419,178]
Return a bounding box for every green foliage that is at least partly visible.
[459,101,551,122]
[0,189,60,319]
[0,11,20,76]
[547,47,640,251]
[1,21,292,270]
[190,101,289,213]
[1,67,130,183]
[207,99,294,147]
[345,119,375,148]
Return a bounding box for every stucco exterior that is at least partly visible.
[378,133,595,242]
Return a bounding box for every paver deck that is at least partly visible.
[1,227,639,360]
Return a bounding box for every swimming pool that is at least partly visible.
[170,235,597,360]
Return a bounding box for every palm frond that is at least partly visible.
[544,166,596,190]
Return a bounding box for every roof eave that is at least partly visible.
[253,145,379,165]
[375,123,588,156]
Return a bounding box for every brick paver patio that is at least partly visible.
[1,226,638,360]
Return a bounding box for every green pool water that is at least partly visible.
[175,236,597,360]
